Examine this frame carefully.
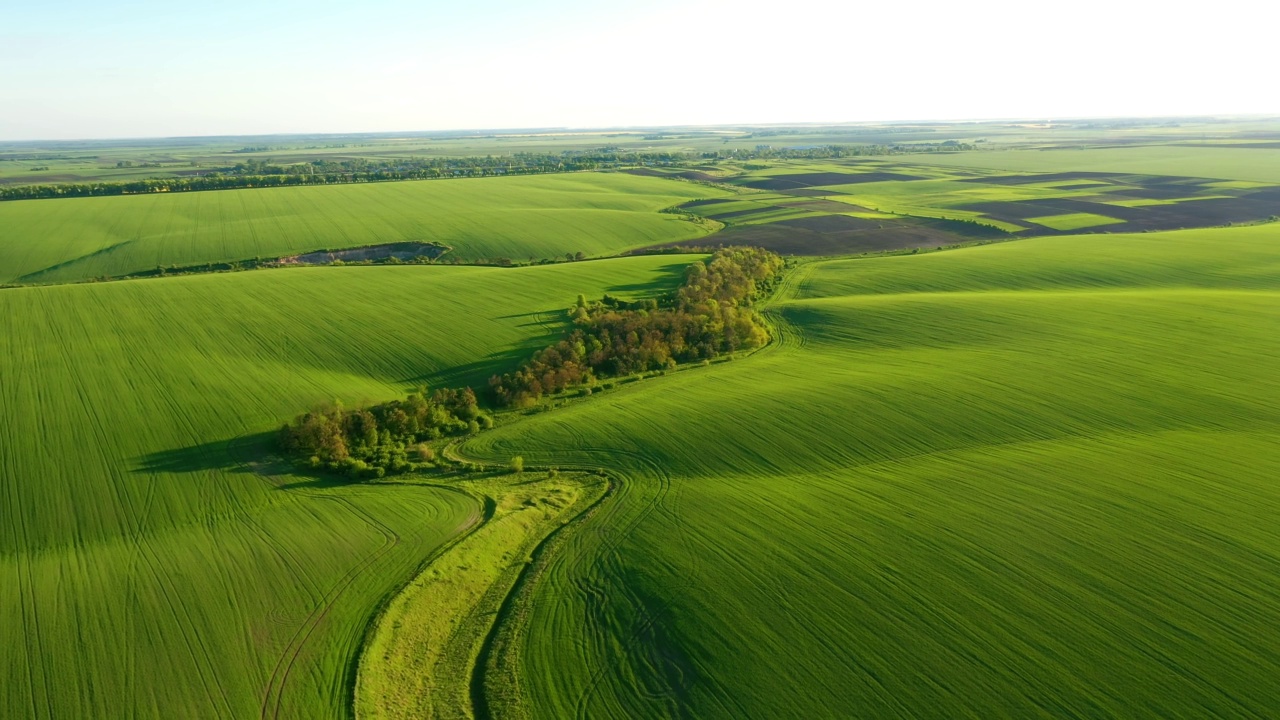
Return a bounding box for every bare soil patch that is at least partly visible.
[963,191,1280,234]
[281,242,449,265]
[644,214,1000,256]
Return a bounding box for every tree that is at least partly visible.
[511,455,524,474]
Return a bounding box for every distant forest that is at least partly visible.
[0,144,974,201]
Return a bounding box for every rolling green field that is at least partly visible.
[5,129,1280,720]
[904,145,1280,184]
[461,224,1280,718]
[0,255,695,718]
[0,173,723,284]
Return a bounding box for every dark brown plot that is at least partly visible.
[962,191,1280,234]
[645,214,1003,256]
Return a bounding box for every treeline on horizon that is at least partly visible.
[490,246,784,407]
[277,246,784,477]
[0,143,974,201]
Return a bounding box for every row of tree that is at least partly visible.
[1,144,973,201]
[278,387,490,478]
[489,247,784,407]
[276,247,785,477]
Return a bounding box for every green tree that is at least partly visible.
[511,455,524,474]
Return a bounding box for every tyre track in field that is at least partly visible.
[452,424,693,719]
[566,261,816,717]
[111,309,239,717]
[224,437,403,720]
[259,496,399,720]
[450,261,819,719]
[224,435,484,720]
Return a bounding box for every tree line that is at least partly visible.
[0,144,973,201]
[278,387,491,478]
[489,247,784,407]
[276,246,785,477]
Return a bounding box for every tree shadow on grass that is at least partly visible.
[399,343,555,392]
[132,435,267,474]
[604,261,689,295]
[133,431,371,492]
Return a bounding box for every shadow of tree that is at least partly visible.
[132,434,267,474]
[604,261,688,295]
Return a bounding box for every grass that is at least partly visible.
[1025,212,1124,230]
[356,470,606,720]
[0,172,725,284]
[7,132,1280,719]
[0,255,693,719]
[902,145,1280,183]
[460,224,1280,718]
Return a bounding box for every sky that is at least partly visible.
[1,0,1275,140]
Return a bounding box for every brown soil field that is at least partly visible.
[282,242,449,264]
[964,191,1280,234]
[645,214,997,255]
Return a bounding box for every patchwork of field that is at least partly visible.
[653,151,1280,255]
[0,256,695,718]
[0,173,725,284]
[463,224,1280,718]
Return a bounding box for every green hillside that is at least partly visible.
[0,255,694,718]
[462,224,1280,718]
[0,173,725,284]
[903,145,1280,183]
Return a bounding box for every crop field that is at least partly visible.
[654,151,1280,255]
[899,145,1280,184]
[462,224,1280,718]
[0,255,695,718]
[0,173,724,284]
[5,125,1280,720]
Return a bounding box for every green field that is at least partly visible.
[0,255,695,718]
[461,224,1280,717]
[5,128,1280,720]
[905,145,1280,183]
[0,173,723,284]
[1025,212,1125,230]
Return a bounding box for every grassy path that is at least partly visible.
[353,463,608,720]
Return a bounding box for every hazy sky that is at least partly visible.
[1,0,1274,140]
